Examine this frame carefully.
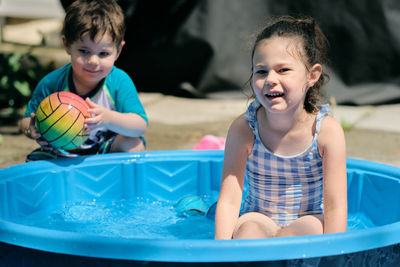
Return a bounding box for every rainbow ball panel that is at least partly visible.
[35,91,90,150]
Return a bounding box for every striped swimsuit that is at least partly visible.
[241,99,329,227]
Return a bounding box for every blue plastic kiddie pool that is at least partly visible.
[0,150,399,266]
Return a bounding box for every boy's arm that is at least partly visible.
[19,114,41,140]
[85,98,147,137]
[102,111,147,137]
[20,66,65,138]
[318,116,347,234]
[19,116,33,138]
[19,113,49,147]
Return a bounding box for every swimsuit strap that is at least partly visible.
[245,99,261,135]
[315,104,330,135]
[245,100,330,136]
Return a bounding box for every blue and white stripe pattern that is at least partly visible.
[241,99,329,227]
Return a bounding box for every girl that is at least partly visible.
[215,16,347,239]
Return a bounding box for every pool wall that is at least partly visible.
[0,150,400,266]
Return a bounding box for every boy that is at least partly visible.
[19,0,148,161]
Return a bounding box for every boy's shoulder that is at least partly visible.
[39,64,70,88]
[108,65,131,80]
[46,64,71,79]
[36,63,70,91]
[106,65,134,88]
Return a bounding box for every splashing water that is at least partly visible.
[20,198,215,240]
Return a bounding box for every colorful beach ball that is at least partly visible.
[35,91,90,150]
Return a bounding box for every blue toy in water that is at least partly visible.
[206,202,217,219]
[175,195,209,217]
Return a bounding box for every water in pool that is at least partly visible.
[19,198,215,239]
[17,198,365,240]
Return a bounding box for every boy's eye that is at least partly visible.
[99,51,111,57]
[79,49,90,55]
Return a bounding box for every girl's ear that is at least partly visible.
[62,35,71,55]
[307,63,322,87]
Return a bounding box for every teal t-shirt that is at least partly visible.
[25,63,148,151]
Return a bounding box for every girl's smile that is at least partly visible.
[252,36,311,114]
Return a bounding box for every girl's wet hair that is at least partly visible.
[62,0,125,47]
[250,16,330,113]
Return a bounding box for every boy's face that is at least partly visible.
[63,33,124,90]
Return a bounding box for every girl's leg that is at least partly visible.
[233,212,280,239]
[276,214,324,237]
[110,135,145,153]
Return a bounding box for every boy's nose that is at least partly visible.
[87,55,99,65]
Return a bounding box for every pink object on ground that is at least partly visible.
[192,135,226,150]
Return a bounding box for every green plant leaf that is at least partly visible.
[13,80,31,97]
[27,69,36,79]
[341,119,355,132]
[8,53,22,72]
[0,52,53,109]
[0,76,9,88]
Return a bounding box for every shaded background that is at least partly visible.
[48,0,400,104]
[108,0,400,104]
[2,0,400,105]
[0,0,399,168]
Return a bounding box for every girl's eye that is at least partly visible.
[278,68,289,73]
[255,69,268,75]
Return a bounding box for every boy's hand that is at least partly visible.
[28,113,49,146]
[85,97,113,131]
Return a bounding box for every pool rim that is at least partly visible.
[0,151,399,262]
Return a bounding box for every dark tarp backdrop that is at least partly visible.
[63,0,400,105]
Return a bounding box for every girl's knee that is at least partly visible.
[234,221,272,239]
[275,227,295,237]
[276,215,324,237]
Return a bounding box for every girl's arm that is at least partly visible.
[215,115,253,239]
[318,116,347,234]
[84,98,147,137]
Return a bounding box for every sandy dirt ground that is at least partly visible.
[1,18,399,170]
[1,119,399,170]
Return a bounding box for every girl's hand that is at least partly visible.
[84,97,113,131]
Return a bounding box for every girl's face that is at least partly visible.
[252,36,320,114]
[63,33,123,90]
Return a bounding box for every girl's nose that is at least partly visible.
[265,70,278,86]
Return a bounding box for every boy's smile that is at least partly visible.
[63,33,123,94]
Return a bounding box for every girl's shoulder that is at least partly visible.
[230,114,253,134]
[317,115,346,157]
[227,114,255,154]
[319,115,343,135]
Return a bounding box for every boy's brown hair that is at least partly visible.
[62,0,125,46]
